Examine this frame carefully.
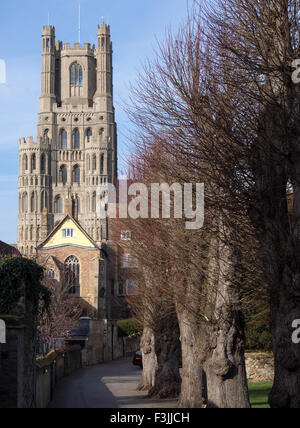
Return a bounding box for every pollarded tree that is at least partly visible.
[111,159,182,399]
[203,0,300,408]
[126,7,252,407]
[129,0,300,407]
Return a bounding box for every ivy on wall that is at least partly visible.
[0,257,50,315]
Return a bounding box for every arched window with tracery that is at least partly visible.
[54,195,62,213]
[86,128,92,143]
[100,153,104,174]
[41,153,46,174]
[73,129,80,149]
[70,63,83,97]
[22,192,28,213]
[92,154,97,171]
[60,129,68,149]
[92,191,96,212]
[30,192,36,213]
[48,269,55,280]
[23,154,28,172]
[31,154,36,172]
[65,256,80,295]
[59,165,67,185]
[73,165,80,184]
[41,190,48,211]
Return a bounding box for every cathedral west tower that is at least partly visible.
[18,24,117,255]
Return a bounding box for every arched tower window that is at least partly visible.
[73,165,80,184]
[70,63,83,97]
[86,154,90,171]
[48,269,55,280]
[41,190,48,211]
[54,195,63,214]
[100,153,104,174]
[23,154,28,172]
[65,255,80,295]
[92,154,97,171]
[73,129,80,149]
[41,153,46,174]
[70,63,83,86]
[22,192,28,213]
[30,192,36,213]
[92,192,96,212]
[60,129,68,149]
[31,154,36,172]
[86,129,92,143]
[59,165,67,185]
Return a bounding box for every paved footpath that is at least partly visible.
[48,358,178,409]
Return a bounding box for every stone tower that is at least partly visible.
[18,24,117,256]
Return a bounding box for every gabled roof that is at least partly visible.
[38,215,100,251]
[0,241,21,259]
[40,254,64,271]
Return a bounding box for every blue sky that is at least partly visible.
[0,0,189,244]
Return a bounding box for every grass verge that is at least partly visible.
[249,382,272,408]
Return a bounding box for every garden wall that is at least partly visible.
[35,346,82,408]
[245,352,274,383]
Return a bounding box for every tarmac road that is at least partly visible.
[48,358,178,409]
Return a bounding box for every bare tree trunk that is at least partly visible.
[202,231,250,408]
[149,318,181,399]
[251,99,300,408]
[204,320,249,408]
[255,172,300,408]
[269,284,300,408]
[139,327,158,391]
[176,290,207,408]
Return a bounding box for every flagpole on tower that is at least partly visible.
[78,4,81,44]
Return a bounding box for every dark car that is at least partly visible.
[133,350,143,368]
[133,350,183,369]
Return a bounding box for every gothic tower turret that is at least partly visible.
[40,26,56,112]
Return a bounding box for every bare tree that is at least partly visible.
[112,169,182,399]
[124,5,251,406]
[127,0,300,408]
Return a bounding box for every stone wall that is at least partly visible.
[0,313,35,409]
[81,320,140,366]
[112,333,140,360]
[36,347,82,408]
[245,352,274,383]
[124,335,141,358]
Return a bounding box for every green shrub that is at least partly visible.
[245,322,273,352]
[117,318,142,337]
[0,257,50,315]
